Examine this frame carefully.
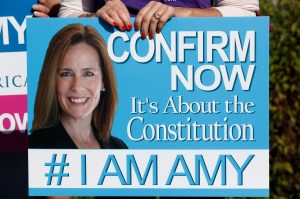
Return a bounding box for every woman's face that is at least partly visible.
[56,42,103,121]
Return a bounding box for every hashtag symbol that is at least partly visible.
[45,154,69,185]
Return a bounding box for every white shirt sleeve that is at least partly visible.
[215,0,259,17]
[59,0,94,17]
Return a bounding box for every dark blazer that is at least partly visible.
[28,121,128,149]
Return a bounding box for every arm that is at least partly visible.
[214,0,259,16]
[58,0,94,17]
[172,0,259,17]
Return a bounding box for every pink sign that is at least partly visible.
[0,94,27,152]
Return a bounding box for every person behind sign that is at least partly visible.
[33,0,259,38]
[59,0,259,39]
[29,24,127,149]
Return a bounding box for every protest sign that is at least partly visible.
[27,17,269,197]
[0,0,35,152]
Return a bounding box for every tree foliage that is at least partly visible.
[260,0,300,198]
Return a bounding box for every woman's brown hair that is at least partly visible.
[31,24,118,141]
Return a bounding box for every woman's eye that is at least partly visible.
[84,71,94,76]
[60,72,72,77]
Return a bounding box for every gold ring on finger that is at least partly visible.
[153,13,161,20]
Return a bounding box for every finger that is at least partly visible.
[120,2,130,19]
[38,0,47,6]
[115,8,132,30]
[141,6,161,39]
[107,9,127,31]
[140,3,162,38]
[156,6,175,34]
[96,10,119,27]
[32,4,49,15]
[148,15,159,39]
[33,11,49,18]
[105,0,131,18]
[135,1,157,34]
[105,1,132,30]
[148,6,169,39]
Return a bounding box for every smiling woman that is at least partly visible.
[29,24,127,149]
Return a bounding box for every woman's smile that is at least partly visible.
[69,97,88,104]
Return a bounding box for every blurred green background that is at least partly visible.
[261,0,300,198]
[69,0,300,198]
